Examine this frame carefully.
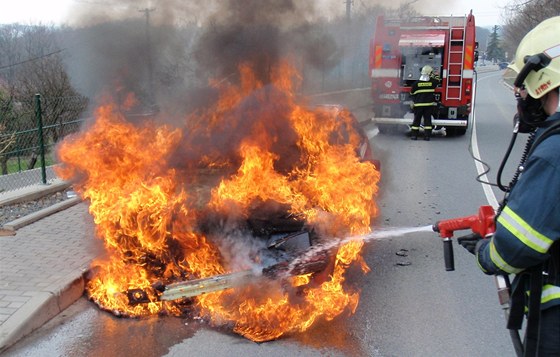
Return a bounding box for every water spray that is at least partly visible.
[285,225,433,276]
[135,207,497,303]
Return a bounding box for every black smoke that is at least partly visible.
[61,0,342,113]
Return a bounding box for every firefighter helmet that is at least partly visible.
[421,65,433,75]
[508,16,560,99]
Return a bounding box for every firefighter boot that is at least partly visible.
[410,128,419,140]
[424,129,432,141]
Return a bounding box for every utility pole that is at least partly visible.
[345,0,353,22]
[139,7,156,109]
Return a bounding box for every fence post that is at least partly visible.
[35,93,47,184]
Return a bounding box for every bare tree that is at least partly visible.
[0,24,87,173]
[502,0,560,61]
[0,114,16,174]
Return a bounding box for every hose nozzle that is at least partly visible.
[433,206,496,272]
[433,206,495,238]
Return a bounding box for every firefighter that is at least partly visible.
[410,65,440,140]
[458,16,560,356]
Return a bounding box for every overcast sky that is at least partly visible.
[0,0,506,27]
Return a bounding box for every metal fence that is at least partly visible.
[0,94,87,192]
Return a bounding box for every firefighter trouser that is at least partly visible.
[535,305,560,356]
[411,106,433,137]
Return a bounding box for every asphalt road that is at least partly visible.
[4,69,521,357]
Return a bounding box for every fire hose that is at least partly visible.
[432,205,524,356]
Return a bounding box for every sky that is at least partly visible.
[430,0,508,27]
[0,0,73,25]
[0,0,507,28]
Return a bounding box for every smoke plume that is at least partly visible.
[62,0,345,114]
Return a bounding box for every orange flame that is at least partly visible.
[56,59,380,341]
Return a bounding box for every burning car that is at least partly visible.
[56,61,381,342]
[313,104,379,170]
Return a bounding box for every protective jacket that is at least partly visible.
[476,112,560,311]
[410,76,439,108]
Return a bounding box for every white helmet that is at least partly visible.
[421,65,433,75]
[508,16,560,99]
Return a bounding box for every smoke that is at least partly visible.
[59,1,381,279]
[62,0,347,113]
[63,0,470,113]
[211,230,270,275]
[61,0,470,113]
[66,0,332,28]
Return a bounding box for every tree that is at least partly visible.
[486,25,504,62]
[0,89,16,174]
[0,24,87,174]
[502,0,560,62]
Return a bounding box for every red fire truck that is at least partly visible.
[369,11,478,136]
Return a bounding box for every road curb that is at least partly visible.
[0,190,88,353]
[0,180,72,207]
[0,272,86,353]
[3,196,82,231]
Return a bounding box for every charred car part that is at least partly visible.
[123,202,335,305]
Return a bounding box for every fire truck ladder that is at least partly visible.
[445,24,466,101]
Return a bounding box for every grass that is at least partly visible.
[4,153,57,174]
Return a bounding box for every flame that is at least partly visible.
[56,59,380,341]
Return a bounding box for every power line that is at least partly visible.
[0,49,65,71]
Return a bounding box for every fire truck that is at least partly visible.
[369,11,478,136]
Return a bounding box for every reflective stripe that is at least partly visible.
[413,103,436,107]
[489,239,523,274]
[411,89,435,95]
[424,126,433,129]
[374,45,382,68]
[498,206,553,254]
[544,44,560,59]
[464,45,473,69]
[542,284,560,304]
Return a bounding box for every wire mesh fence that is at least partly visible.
[0,94,87,192]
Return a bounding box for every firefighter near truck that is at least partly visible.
[369,11,478,136]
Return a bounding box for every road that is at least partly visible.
[4,70,523,357]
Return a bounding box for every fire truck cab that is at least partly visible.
[369,11,478,136]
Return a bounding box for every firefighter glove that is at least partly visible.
[457,233,483,255]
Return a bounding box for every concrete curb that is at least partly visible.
[475,65,500,73]
[0,183,87,352]
[0,180,72,207]
[2,196,82,231]
[0,272,86,353]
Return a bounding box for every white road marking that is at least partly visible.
[471,74,500,209]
